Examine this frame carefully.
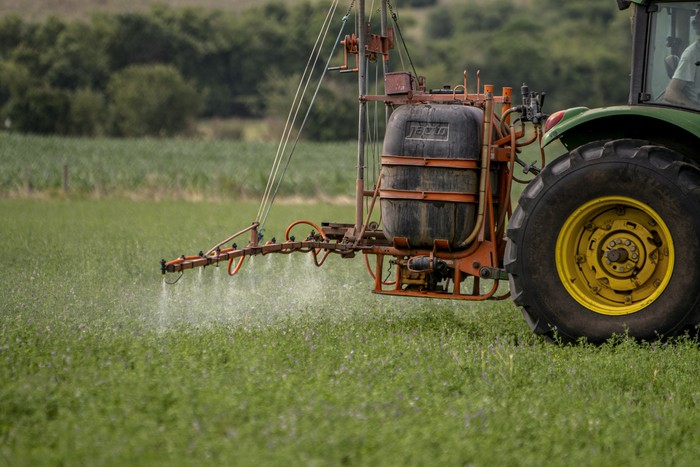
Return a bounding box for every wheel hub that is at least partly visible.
[556,196,674,315]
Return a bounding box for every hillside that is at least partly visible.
[0,0,298,20]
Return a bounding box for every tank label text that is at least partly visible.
[405,121,449,140]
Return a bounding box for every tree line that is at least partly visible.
[0,0,631,139]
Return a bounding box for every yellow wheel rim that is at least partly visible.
[556,196,674,316]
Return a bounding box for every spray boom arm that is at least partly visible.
[161,220,365,278]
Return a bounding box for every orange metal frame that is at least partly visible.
[162,4,544,304]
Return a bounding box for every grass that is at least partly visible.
[0,133,357,200]
[2,198,700,465]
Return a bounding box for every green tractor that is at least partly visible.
[506,0,700,342]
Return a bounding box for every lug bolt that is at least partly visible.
[624,296,632,304]
[609,241,616,247]
[576,255,585,263]
[624,239,631,246]
[654,279,662,287]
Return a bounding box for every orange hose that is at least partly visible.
[363,254,396,285]
[311,249,332,267]
[285,219,328,241]
[227,256,245,276]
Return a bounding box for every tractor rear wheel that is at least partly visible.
[505,139,700,343]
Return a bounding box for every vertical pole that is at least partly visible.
[502,87,513,121]
[380,0,392,122]
[63,162,68,194]
[23,163,30,194]
[374,254,383,292]
[355,0,367,235]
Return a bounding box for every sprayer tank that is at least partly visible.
[380,104,483,248]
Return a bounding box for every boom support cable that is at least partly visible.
[258,2,353,231]
[386,0,418,79]
[256,0,340,225]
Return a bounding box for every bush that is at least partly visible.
[403,0,438,7]
[107,64,202,137]
[68,88,107,136]
[0,60,30,109]
[6,86,70,134]
[263,71,358,142]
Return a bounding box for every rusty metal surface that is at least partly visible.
[381,155,480,169]
[160,1,541,304]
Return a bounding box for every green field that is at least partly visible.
[2,136,700,465]
[0,134,358,200]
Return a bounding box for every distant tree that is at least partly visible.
[0,0,636,137]
[305,81,358,141]
[11,16,66,78]
[403,0,438,7]
[0,60,30,110]
[0,15,27,58]
[107,64,202,137]
[7,86,70,134]
[263,70,358,142]
[417,0,630,111]
[425,7,453,40]
[68,88,107,136]
[44,22,110,91]
[479,18,553,95]
[106,14,175,69]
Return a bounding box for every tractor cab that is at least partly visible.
[634,1,700,110]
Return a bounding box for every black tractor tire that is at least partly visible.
[505,139,700,343]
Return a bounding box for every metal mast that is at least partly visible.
[354,0,367,235]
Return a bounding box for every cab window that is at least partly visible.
[645,3,700,110]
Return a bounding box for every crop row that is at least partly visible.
[0,134,359,199]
